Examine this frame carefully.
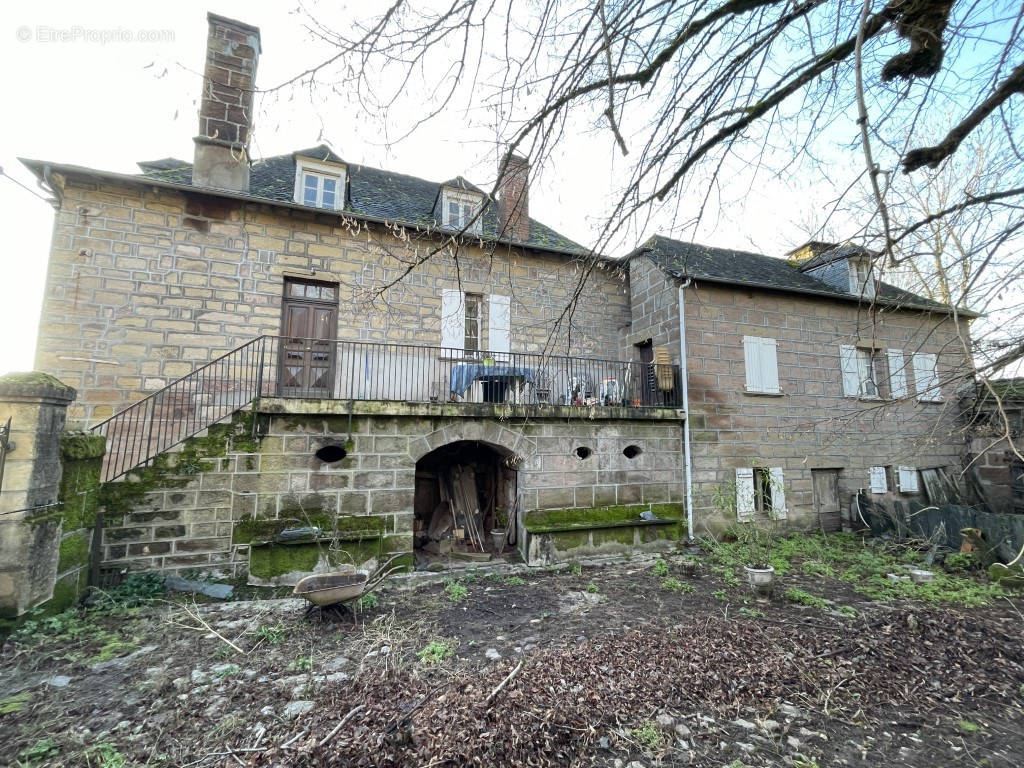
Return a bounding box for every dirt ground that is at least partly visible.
[2,545,1023,768]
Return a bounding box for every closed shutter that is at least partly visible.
[913,352,940,401]
[441,288,465,355]
[839,345,860,397]
[743,336,779,393]
[897,466,919,493]
[869,466,888,493]
[887,350,907,399]
[488,294,511,358]
[735,467,755,521]
[769,467,787,519]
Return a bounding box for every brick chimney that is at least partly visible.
[192,13,261,192]
[497,152,530,241]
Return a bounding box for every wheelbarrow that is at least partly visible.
[293,553,405,621]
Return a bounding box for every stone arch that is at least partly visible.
[407,421,536,468]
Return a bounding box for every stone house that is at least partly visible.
[11,13,975,592]
[626,237,976,534]
[961,378,1024,513]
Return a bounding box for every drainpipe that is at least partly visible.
[677,279,694,541]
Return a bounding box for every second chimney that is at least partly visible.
[192,13,261,192]
[498,153,530,241]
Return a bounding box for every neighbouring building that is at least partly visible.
[11,13,977,593]
[962,378,1024,513]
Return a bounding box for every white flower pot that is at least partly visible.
[491,529,507,553]
[744,565,775,600]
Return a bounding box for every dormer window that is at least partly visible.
[849,258,875,299]
[294,157,346,210]
[442,189,483,234]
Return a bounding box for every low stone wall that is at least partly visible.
[97,401,687,580]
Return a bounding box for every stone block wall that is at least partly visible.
[0,373,76,618]
[36,174,631,427]
[626,255,680,360]
[676,278,971,531]
[96,403,685,577]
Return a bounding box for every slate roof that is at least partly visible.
[633,235,978,317]
[138,144,585,255]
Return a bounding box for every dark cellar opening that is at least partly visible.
[413,441,519,566]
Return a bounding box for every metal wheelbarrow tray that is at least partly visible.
[293,572,369,606]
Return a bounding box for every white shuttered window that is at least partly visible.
[886,349,908,399]
[735,468,755,521]
[912,352,941,402]
[440,288,465,354]
[897,466,920,493]
[869,466,888,493]
[488,294,511,358]
[743,336,780,394]
[840,345,879,398]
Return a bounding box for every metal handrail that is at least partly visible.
[90,334,682,482]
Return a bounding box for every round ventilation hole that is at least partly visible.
[622,445,643,459]
[315,445,348,463]
[574,446,593,460]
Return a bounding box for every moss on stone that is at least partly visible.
[233,513,387,545]
[593,527,636,547]
[525,503,684,533]
[61,432,107,461]
[549,530,591,549]
[0,371,74,391]
[46,572,81,613]
[248,544,321,579]
[58,530,90,572]
[248,535,384,579]
[99,410,260,521]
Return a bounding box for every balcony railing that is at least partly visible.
[269,337,682,408]
[92,336,682,481]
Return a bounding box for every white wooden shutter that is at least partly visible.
[743,336,762,392]
[886,349,907,399]
[768,467,787,519]
[759,338,779,393]
[488,294,511,358]
[912,352,940,401]
[744,336,779,393]
[839,345,860,397]
[735,467,755,521]
[869,466,888,493]
[897,466,919,493]
[441,288,465,355]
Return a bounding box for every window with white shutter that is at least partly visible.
[743,336,780,394]
[912,352,941,402]
[840,345,879,398]
[869,466,888,493]
[767,467,787,519]
[735,467,755,521]
[488,294,511,359]
[440,288,465,355]
[886,349,908,399]
[897,466,920,493]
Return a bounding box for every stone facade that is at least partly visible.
[97,401,684,577]
[36,175,630,428]
[628,256,972,532]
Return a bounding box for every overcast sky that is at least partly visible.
[0,2,857,375]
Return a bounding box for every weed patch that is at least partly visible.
[444,582,469,602]
[652,559,669,577]
[417,639,455,665]
[660,577,694,593]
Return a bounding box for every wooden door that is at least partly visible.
[812,469,841,533]
[279,280,338,397]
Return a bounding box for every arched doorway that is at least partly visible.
[413,440,518,566]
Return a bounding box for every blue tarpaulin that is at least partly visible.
[450,364,535,397]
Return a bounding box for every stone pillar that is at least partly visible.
[0,372,76,618]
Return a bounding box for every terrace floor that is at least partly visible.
[1,534,1021,767]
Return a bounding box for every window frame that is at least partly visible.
[742,335,781,395]
[441,189,483,234]
[463,293,483,352]
[840,345,882,399]
[912,351,943,402]
[293,158,346,211]
[848,258,876,299]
